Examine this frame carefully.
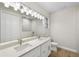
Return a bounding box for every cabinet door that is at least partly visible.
[21,46,40,57]
[40,40,51,57]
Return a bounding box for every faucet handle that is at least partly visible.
[17,39,22,46]
[17,39,20,43]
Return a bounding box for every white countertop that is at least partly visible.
[0,37,50,57]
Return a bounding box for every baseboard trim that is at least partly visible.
[58,45,78,53]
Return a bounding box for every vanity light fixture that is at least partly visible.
[14,2,20,11]
[3,2,46,20]
[4,2,20,11]
[2,2,47,27]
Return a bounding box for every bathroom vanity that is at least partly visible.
[0,37,51,57]
[0,3,50,57]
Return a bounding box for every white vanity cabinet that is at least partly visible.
[40,40,51,57]
[21,40,51,57]
[20,46,40,57]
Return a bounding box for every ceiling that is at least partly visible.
[37,2,79,13]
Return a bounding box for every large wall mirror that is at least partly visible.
[0,3,21,43]
[22,17,32,32]
[0,2,48,44]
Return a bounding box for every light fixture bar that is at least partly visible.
[2,2,47,27]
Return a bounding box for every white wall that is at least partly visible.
[50,6,79,51]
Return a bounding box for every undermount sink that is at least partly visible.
[14,39,40,51]
[15,44,32,51]
[39,37,45,40]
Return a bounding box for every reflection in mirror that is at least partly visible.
[0,11,20,43]
[0,3,49,50]
[0,3,21,44]
[22,17,32,32]
[45,18,48,28]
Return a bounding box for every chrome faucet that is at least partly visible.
[38,36,40,38]
[18,39,22,46]
[37,35,40,39]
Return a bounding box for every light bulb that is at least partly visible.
[14,7,18,11]
[31,11,36,17]
[36,13,38,18]
[26,12,29,15]
[25,10,30,15]
[37,14,39,19]
[31,12,34,17]
[14,3,20,11]
[29,10,32,14]
[24,7,30,15]
[4,2,10,8]
[42,16,45,19]
[21,9,24,13]
[36,13,39,18]
[39,15,42,20]
[33,12,37,18]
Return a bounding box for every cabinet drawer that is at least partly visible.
[21,46,40,57]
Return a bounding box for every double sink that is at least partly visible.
[14,39,41,51]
